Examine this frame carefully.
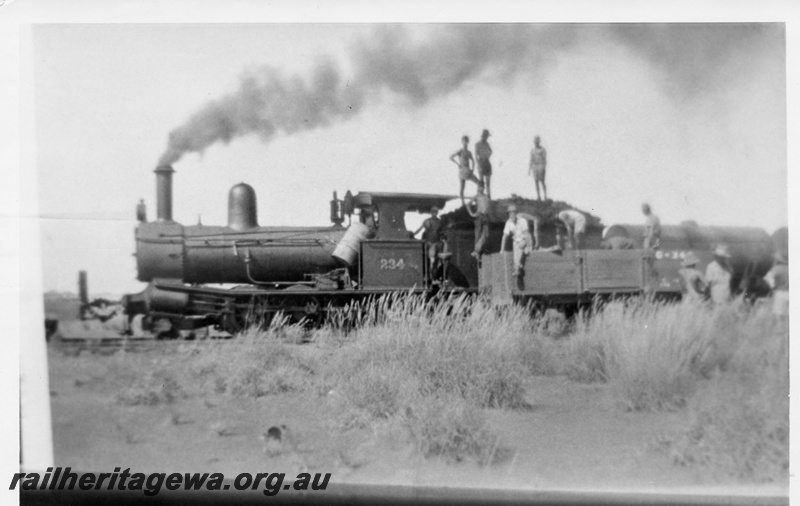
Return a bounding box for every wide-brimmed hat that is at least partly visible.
[713,244,732,258]
[507,204,518,213]
[681,252,700,268]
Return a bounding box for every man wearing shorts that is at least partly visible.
[529,136,547,201]
[474,129,493,200]
[557,209,587,250]
[450,135,479,207]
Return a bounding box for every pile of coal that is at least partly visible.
[440,195,603,228]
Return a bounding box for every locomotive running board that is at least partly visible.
[151,281,433,298]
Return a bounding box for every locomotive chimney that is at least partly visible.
[78,270,88,306]
[228,182,259,230]
[154,165,175,222]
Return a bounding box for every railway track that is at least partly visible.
[51,336,231,353]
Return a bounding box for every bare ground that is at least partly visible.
[47,343,786,497]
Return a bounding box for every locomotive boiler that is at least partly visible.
[136,168,348,285]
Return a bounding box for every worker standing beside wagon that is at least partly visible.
[678,252,708,303]
[764,251,789,318]
[706,244,733,304]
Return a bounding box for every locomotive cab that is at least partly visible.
[338,192,457,290]
[347,191,455,240]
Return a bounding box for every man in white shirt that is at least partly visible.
[502,204,533,276]
[705,244,733,304]
[764,250,789,318]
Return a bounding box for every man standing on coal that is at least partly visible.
[450,135,480,207]
[641,203,662,250]
[529,136,547,201]
[474,129,493,200]
[466,182,491,262]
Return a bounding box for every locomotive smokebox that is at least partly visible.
[154,165,175,222]
[228,183,259,230]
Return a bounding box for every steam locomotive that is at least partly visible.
[122,166,782,336]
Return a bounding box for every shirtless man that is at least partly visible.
[466,182,491,260]
[474,129,493,200]
[529,136,547,201]
[450,135,479,206]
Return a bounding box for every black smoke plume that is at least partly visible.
[158,23,781,166]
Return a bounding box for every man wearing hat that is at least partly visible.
[413,206,444,274]
[502,204,533,276]
[678,252,708,303]
[529,136,547,201]
[764,251,789,317]
[705,244,733,304]
[475,129,493,200]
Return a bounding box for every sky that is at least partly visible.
[22,16,792,297]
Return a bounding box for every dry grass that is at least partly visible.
[187,327,319,398]
[317,293,538,463]
[656,305,789,481]
[73,291,786,480]
[562,297,788,482]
